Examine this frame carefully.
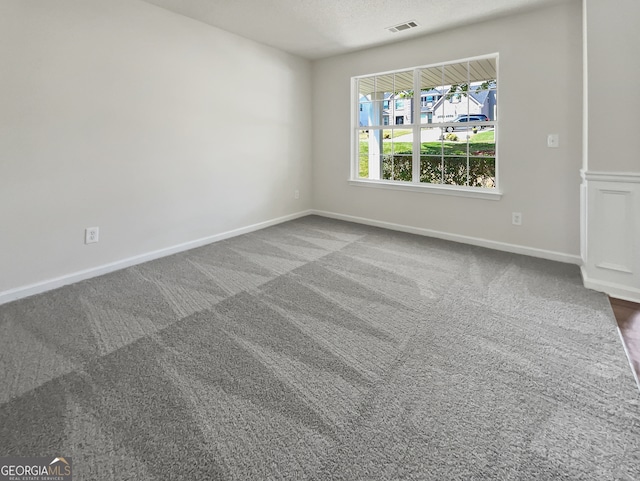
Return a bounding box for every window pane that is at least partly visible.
[358,76,375,96]
[487,87,498,121]
[376,75,395,127]
[442,156,468,185]
[420,108,437,125]
[419,66,443,125]
[419,127,443,146]
[359,128,383,180]
[463,58,496,139]
[358,77,375,98]
[392,71,413,125]
[420,66,443,91]
[388,128,413,155]
[394,70,414,93]
[443,62,468,86]
[468,57,497,85]
[469,127,496,187]
[469,82,497,121]
[441,63,467,124]
[442,85,469,124]
[420,156,443,184]
[419,126,443,184]
[442,136,468,156]
[469,157,496,188]
[383,154,412,181]
[469,127,495,156]
[440,89,458,123]
[381,128,412,181]
[358,101,371,127]
[358,129,370,178]
[359,99,388,127]
[445,120,489,140]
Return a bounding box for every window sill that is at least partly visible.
[348,179,503,200]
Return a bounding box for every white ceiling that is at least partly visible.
[141,0,567,59]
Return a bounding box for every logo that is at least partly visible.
[0,457,72,481]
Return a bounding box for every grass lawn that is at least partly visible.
[388,129,412,139]
[358,129,413,141]
[470,129,495,142]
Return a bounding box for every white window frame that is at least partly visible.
[350,53,502,200]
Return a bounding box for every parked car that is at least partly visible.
[445,114,490,132]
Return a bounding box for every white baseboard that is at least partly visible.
[0,209,587,306]
[0,210,313,306]
[311,210,582,265]
[581,267,640,304]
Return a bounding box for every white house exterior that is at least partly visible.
[431,86,497,123]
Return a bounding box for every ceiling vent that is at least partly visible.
[387,21,419,33]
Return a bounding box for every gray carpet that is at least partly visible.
[0,215,638,480]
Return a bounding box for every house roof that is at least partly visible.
[469,89,492,105]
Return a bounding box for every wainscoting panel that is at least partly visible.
[582,171,640,302]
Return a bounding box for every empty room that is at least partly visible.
[1,0,639,479]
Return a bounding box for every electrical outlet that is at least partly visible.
[294,189,300,199]
[85,227,99,244]
[512,213,522,226]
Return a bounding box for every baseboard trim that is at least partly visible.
[0,210,313,306]
[311,210,582,265]
[581,267,640,304]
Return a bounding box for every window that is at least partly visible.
[354,55,498,193]
[421,95,437,108]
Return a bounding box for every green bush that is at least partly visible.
[382,154,412,181]
[382,154,495,187]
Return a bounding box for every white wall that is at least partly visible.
[0,0,312,295]
[586,0,640,173]
[312,1,583,258]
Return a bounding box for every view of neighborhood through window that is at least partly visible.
[354,55,497,189]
